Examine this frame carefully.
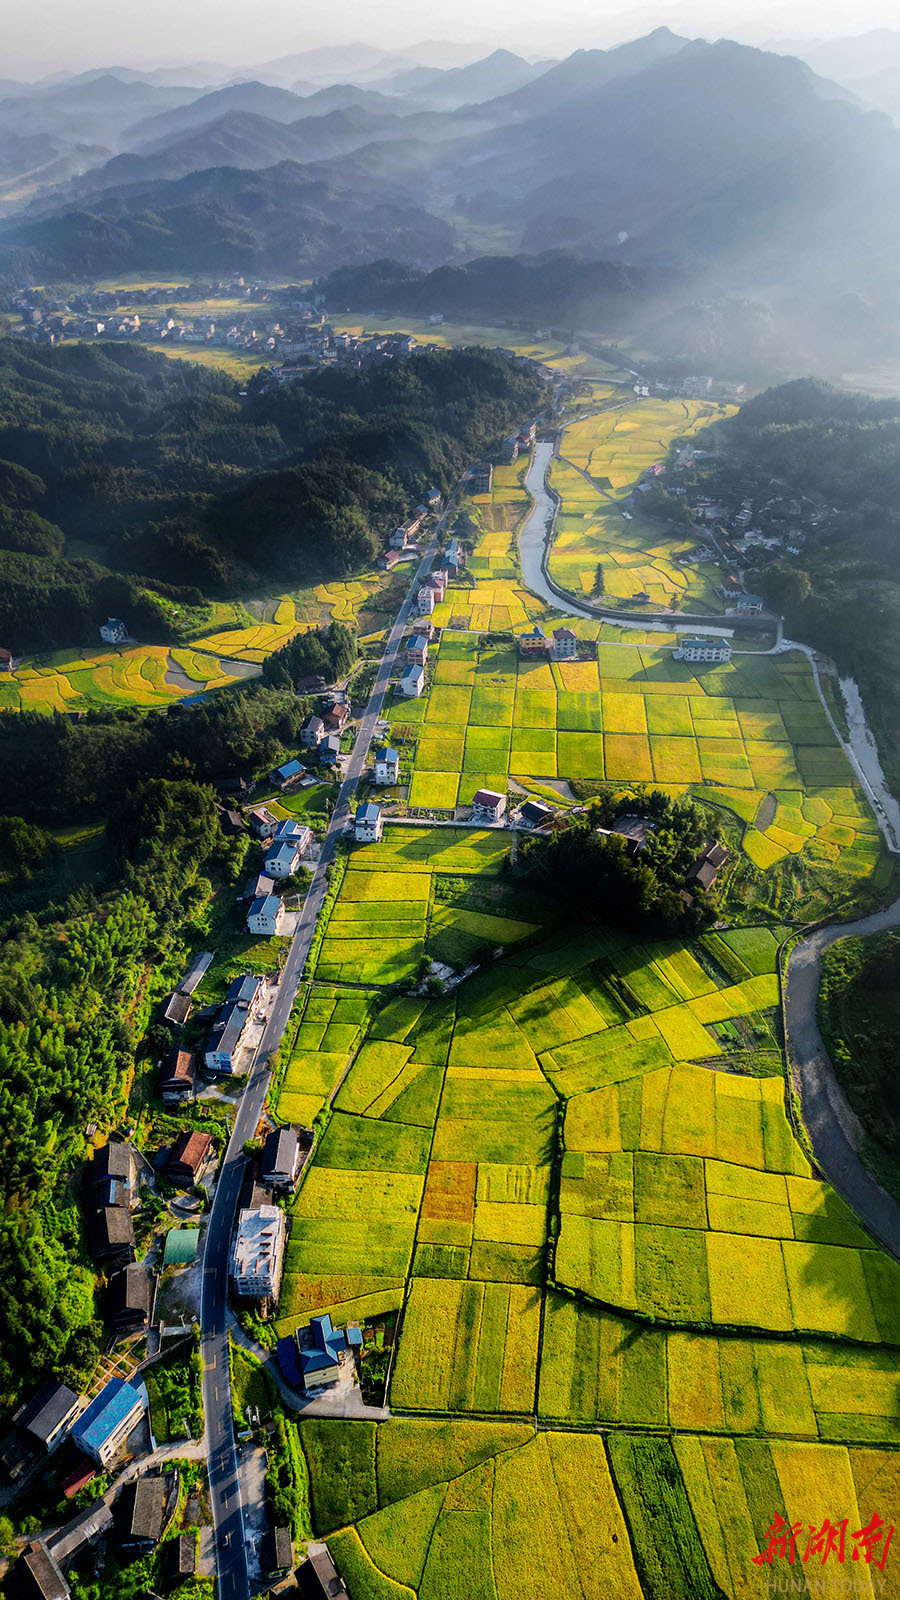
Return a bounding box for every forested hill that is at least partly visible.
[0,339,548,652]
[711,378,900,782]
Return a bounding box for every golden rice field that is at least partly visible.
[547,392,735,614]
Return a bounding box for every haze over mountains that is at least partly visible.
[2,26,900,378]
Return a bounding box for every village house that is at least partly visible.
[323,700,349,732]
[402,511,424,538]
[116,1477,165,1552]
[399,663,424,699]
[472,788,506,824]
[518,421,537,450]
[427,571,447,598]
[108,1263,152,1335]
[17,1543,70,1600]
[159,1046,195,1103]
[416,586,436,616]
[265,842,301,879]
[0,647,12,672]
[518,799,554,829]
[313,731,341,765]
[204,992,256,1073]
[674,636,732,664]
[13,1382,80,1454]
[687,841,729,891]
[378,548,401,571]
[294,1313,362,1391]
[165,1534,197,1586]
[272,819,312,853]
[272,757,305,788]
[166,1130,214,1187]
[355,802,383,843]
[444,536,465,572]
[735,593,764,615]
[468,461,493,495]
[552,626,577,659]
[373,745,400,786]
[71,1378,148,1467]
[518,623,551,657]
[231,1205,287,1301]
[501,435,519,463]
[247,893,287,937]
[424,487,442,510]
[261,1125,302,1191]
[300,714,325,748]
[247,807,279,840]
[239,870,275,903]
[99,617,128,645]
[89,1207,135,1268]
[389,526,408,549]
[298,1549,349,1600]
[91,1142,138,1209]
[261,1529,294,1577]
[406,634,429,666]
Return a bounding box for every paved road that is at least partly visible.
[200,512,447,1600]
[785,896,900,1262]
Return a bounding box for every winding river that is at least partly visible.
[518,434,900,1257]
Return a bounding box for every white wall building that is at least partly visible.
[231,1206,287,1301]
[675,637,732,664]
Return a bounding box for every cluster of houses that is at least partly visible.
[379,492,443,572]
[243,818,312,937]
[229,1125,306,1309]
[204,973,266,1074]
[517,623,578,659]
[500,420,538,462]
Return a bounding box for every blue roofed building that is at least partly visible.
[265,841,301,879]
[298,1315,345,1389]
[373,746,399,786]
[355,801,383,843]
[273,758,304,787]
[247,894,286,937]
[71,1377,147,1466]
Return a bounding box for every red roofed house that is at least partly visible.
[166,1130,214,1186]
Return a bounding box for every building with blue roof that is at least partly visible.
[247,894,286,937]
[71,1377,147,1466]
[205,975,262,1073]
[373,746,399,786]
[273,758,304,785]
[265,841,301,879]
[298,1315,345,1388]
[355,801,383,843]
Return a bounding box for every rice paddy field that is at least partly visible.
[400,632,886,910]
[282,854,900,1596]
[546,392,735,613]
[248,332,900,1598]
[1,577,389,714]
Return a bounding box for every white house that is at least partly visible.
[265,842,301,878]
[553,626,577,659]
[99,617,128,645]
[416,587,436,616]
[472,788,506,823]
[675,637,732,664]
[399,664,424,699]
[272,820,312,855]
[373,746,400,785]
[231,1205,286,1301]
[247,893,286,936]
[355,802,383,843]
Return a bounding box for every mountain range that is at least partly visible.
[2,28,900,376]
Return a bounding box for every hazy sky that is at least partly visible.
[4,0,899,77]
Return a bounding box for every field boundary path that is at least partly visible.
[200,502,452,1600]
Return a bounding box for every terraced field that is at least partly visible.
[2,575,391,714]
[547,393,734,613]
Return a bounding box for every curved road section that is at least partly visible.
[200,518,445,1600]
[785,897,900,1263]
